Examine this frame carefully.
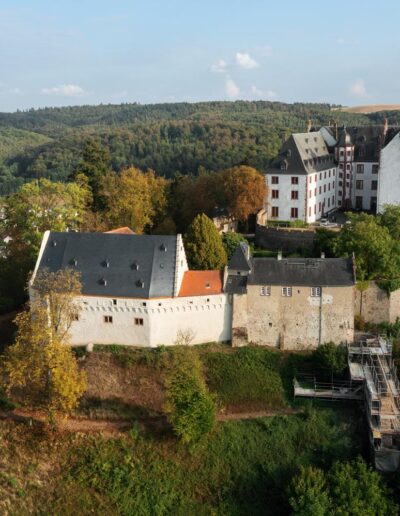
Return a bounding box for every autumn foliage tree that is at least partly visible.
[101,166,169,233]
[221,165,267,222]
[3,269,86,420]
[184,214,227,270]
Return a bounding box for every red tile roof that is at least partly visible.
[178,270,223,297]
[105,227,135,235]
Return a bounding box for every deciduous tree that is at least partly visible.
[221,165,267,222]
[4,269,86,419]
[101,167,168,233]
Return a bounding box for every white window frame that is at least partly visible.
[311,287,321,297]
[260,286,271,296]
[282,287,292,297]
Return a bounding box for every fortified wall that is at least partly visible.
[355,281,400,324]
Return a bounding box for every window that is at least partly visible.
[104,316,113,323]
[291,190,298,200]
[356,180,364,190]
[271,206,279,217]
[282,287,292,297]
[314,204,316,214]
[346,164,351,170]
[291,176,299,184]
[309,190,312,198]
[290,207,298,218]
[339,163,344,169]
[324,171,326,179]
[338,191,342,197]
[134,317,144,326]
[356,164,364,174]
[112,299,117,306]
[340,150,344,157]
[323,185,326,193]
[347,150,351,157]
[372,164,379,174]
[73,313,79,321]
[319,202,321,212]
[319,186,321,194]
[314,188,317,196]
[308,207,311,217]
[272,189,279,199]
[371,180,378,191]
[260,286,271,296]
[355,196,363,209]
[311,287,321,297]
[271,176,279,184]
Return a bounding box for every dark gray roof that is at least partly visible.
[248,257,354,287]
[266,132,335,176]
[35,232,179,298]
[338,125,399,162]
[229,243,251,271]
[224,274,248,294]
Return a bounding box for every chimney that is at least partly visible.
[307,119,312,133]
[321,251,325,259]
[277,251,282,261]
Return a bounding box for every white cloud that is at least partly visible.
[42,84,84,96]
[251,85,277,99]
[235,52,259,69]
[349,79,367,97]
[225,78,240,99]
[211,59,227,73]
[337,37,359,45]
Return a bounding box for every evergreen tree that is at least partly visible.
[184,214,227,270]
[73,138,110,211]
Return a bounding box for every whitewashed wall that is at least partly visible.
[69,293,232,347]
[378,133,400,213]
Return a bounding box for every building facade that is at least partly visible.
[30,231,232,347]
[225,244,355,350]
[265,132,338,223]
[378,131,400,213]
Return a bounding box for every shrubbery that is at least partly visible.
[164,348,216,445]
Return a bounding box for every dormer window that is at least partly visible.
[103,260,110,268]
[70,258,78,266]
[99,277,107,286]
[280,160,287,171]
[160,244,167,252]
[51,240,57,247]
[131,262,139,270]
[136,279,145,288]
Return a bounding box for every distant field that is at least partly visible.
[337,104,400,114]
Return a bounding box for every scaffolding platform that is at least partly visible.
[294,336,400,472]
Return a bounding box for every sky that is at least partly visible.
[0,0,399,112]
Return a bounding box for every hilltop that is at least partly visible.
[2,100,399,195]
[339,104,400,114]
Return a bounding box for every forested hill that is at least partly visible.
[1,100,399,195]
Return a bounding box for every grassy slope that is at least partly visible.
[0,406,363,515]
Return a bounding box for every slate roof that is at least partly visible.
[338,127,353,147]
[248,257,354,287]
[337,125,399,162]
[35,231,178,299]
[225,257,354,293]
[266,132,335,176]
[229,243,252,271]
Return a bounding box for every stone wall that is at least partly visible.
[255,225,316,253]
[355,281,400,324]
[232,284,354,350]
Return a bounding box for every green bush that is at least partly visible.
[312,343,347,376]
[164,348,216,445]
[289,457,398,515]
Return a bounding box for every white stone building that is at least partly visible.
[378,132,400,213]
[30,231,232,347]
[265,132,338,223]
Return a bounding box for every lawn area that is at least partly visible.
[0,405,364,515]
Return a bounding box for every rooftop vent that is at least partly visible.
[70,258,78,267]
[51,240,57,247]
[136,279,145,288]
[160,244,167,252]
[103,260,110,268]
[99,277,107,286]
[131,262,139,270]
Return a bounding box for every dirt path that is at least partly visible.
[0,407,300,436]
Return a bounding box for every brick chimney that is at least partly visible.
[383,117,388,136]
[307,119,312,132]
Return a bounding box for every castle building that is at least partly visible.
[265,121,399,221]
[30,231,232,347]
[225,244,355,349]
[264,132,338,223]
